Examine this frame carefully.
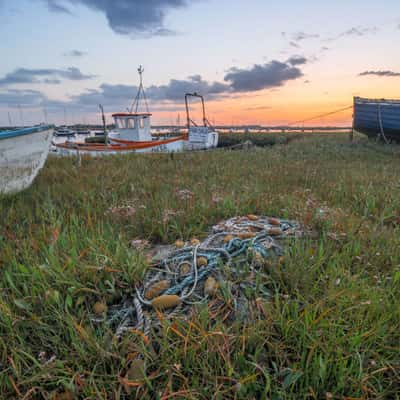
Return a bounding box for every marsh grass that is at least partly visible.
[0,134,399,399]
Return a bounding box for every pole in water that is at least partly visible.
[99,104,108,145]
[43,107,48,124]
[8,111,12,127]
[18,104,24,127]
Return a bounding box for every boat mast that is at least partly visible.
[130,66,149,114]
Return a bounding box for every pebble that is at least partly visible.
[247,214,259,221]
[191,238,201,246]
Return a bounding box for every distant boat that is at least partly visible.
[0,125,54,194]
[354,97,400,142]
[55,126,76,137]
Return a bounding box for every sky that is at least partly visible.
[0,0,399,126]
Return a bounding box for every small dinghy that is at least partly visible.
[354,97,400,142]
[0,125,53,194]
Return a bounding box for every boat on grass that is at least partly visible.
[0,125,53,194]
[354,97,400,142]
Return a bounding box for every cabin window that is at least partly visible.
[139,117,144,129]
[127,118,135,129]
[116,119,125,129]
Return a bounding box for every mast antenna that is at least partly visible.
[130,65,150,114]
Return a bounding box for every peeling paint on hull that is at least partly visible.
[0,126,53,194]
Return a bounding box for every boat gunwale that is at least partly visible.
[0,125,54,141]
[354,97,400,106]
[55,134,186,152]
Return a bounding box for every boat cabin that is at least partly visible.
[111,112,152,141]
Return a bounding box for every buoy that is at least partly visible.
[268,227,283,236]
[175,240,185,248]
[93,302,107,315]
[197,256,208,267]
[247,214,258,221]
[268,217,281,226]
[179,262,191,275]
[144,280,169,300]
[238,232,256,239]
[224,234,234,243]
[204,276,219,296]
[152,295,181,310]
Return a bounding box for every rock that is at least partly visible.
[247,214,258,221]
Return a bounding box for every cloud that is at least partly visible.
[292,31,320,41]
[64,50,87,57]
[42,0,194,37]
[0,67,95,86]
[224,60,306,92]
[1,57,307,115]
[0,89,47,106]
[45,0,72,14]
[287,56,307,66]
[326,26,378,42]
[289,41,300,48]
[359,70,400,77]
[244,105,272,111]
[147,75,229,101]
[340,26,378,37]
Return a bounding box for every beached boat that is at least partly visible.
[0,125,53,194]
[54,66,186,156]
[184,92,219,151]
[354,97,400,142]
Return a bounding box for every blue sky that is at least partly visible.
[0,0,399,126]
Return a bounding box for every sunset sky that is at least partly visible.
[0,0,399,126]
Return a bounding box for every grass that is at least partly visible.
[0,133,399,399]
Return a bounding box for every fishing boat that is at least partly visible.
[0,125,54,194]
[353,97,400,142]
[184,92,219,150]
[54,66,186,156]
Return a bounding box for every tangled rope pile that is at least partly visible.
[103,215,303,338]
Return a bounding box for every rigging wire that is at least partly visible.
[288,105,353,126]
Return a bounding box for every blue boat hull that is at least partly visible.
[353,97,400,142]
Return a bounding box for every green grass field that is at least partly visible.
[1,133,399,399]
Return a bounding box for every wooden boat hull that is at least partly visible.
[54,135,185,156]
[0,125,53,194]
[354,97,400,141]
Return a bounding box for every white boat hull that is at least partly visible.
[0,126,53,194]
[185,127,219,150]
